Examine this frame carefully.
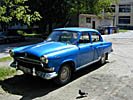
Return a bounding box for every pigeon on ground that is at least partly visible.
[79,89,88,96]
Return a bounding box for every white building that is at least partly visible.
[79,0,133,30]
[79,14,113,29]
[113,0,133,29]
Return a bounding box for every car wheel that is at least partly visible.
[54,64,72,85]
[99,54,107,65]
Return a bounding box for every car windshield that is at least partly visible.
[46,31,79,44]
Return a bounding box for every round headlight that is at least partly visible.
[40,55,48,64]
[9,50,14,57]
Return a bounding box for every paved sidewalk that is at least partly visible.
[0,38,43,58]
[102,30,133,39]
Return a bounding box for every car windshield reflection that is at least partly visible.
[46,31,79,44]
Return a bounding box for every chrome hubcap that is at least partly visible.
[60,66,70,82]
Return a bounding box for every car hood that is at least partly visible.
[14,42,74,57]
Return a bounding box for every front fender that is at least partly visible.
[61,59,76,71]
[48,55,77,73]
[59,55,77,71]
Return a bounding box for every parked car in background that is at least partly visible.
[98,25,118,35]
[0,30,25,43]
[9,28,113,85]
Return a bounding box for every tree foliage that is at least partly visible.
[29,0,117,23]
[0,0,42,26]
[66,0,117,14]
[0,0,117,32]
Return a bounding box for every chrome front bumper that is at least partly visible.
[35,71,57,80]
[10,62,58,80]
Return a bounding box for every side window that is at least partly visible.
[91,32,100,42]
[79,33,90,44]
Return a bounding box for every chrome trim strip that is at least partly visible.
[44,72,58,80]
[76,57,101,71]
[36,71,58,80]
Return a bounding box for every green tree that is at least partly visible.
[67,0,117,14]
[0,0,42,31]
[27,0,72,33]
[28,0,117,33]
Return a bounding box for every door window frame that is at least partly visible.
[89,31,103,43]
[78,32,91,44]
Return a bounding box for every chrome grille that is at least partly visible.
[16,57,41,65]
[15,53,40,60]
[16,57,48,72]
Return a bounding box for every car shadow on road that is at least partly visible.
[0,62,104,100]
[0,74,58,100]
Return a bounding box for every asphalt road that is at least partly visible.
[0,31,133,100]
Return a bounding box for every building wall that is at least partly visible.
[114,0,133,29]
[79,15,99,28]
[118,0,133,4]
[79,14,113,29]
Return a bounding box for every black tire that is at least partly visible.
[54,64,72,86]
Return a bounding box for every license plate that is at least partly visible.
[19,66,31,73]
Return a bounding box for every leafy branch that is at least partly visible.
[0,0,42,26]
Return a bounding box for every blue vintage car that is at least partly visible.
[9,28,113,85]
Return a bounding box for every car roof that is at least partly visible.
[54,27,99,32]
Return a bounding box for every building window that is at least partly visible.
[86,18,91,23]
[118,16,130,24]
[119,5,131,12]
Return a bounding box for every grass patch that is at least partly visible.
[0,67,17,94]
[0,67,17,80]
[17,30,41,36]
[0,56,12,62]
[0,86,5,95]
[23,33,41,36]
[119,29,128,32]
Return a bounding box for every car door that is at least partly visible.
[77,32,95,68]
[90,32,103,60]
